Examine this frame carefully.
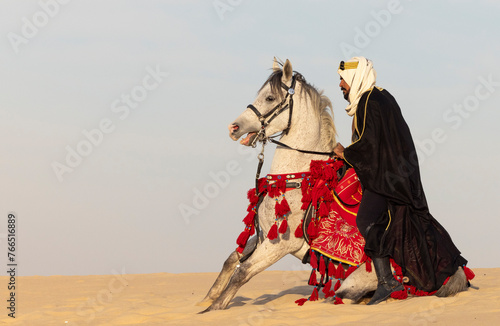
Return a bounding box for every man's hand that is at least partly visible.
[333,142,345,159]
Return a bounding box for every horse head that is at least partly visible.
[229,58,297,146]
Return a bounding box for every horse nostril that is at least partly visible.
[228,123,239,134]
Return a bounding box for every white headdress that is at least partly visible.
[337,57,377,116]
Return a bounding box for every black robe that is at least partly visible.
[344,87,467,292]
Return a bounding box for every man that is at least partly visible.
[333,57,467,305]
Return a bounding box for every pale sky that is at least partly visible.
[1,0,499,276]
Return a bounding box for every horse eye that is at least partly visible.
[266,96,275,102]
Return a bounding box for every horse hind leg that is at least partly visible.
[434,266,469,297]
[334,262,378,303]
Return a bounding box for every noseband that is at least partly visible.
[246,75,297,147]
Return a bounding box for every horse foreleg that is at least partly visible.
[201,237,301,312]
[198,236,258,306]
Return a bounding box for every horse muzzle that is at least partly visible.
[228,123,259,146]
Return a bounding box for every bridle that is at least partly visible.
[246,75,297,147]
[246,73,336,194]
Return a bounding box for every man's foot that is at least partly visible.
[367,279,404,305]
[367,256,404,305]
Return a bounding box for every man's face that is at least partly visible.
[339,77,350,101]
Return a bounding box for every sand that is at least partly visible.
[0,268,498,325]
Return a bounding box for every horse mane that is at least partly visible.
[259,70,336,152]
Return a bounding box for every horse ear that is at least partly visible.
[272,57,281,72]
[283,59,293,83]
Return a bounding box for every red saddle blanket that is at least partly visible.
[309,167,367,266]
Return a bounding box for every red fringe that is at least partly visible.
[463,265,475,280]
[333,297,344,305]
[294,220,304,238]
[345,265,357,278]
[242,210,255,225]
[308,270,317,286]
[334,279,341,291]
[278,218,288,234]
[267,223,278,240]
[365,258,372,273]
[280,197,290,214]
[319,256,326,276]
[307,220,318,238]
[325,290,335,299]
[236,246,244,254]
[236,229,250,247]
[391,289,408,300]
[295,298,308,306]
[328,261,336,277]
[275,178,286,193]
[247,188,259,203]
[318,202,329,217]
[310,287,319,301]
[323,165,335,181]
[335,264,344,279]
[268,186,280,198]
[310,250,318,269]
[322,278,332,294]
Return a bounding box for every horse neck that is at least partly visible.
[269,98,326,174]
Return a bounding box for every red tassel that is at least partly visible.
[318,202,329,217]
[328,261,336,277]
[295,298,308,306]
[310,250,318,269]
[310,287,319,301]
[345,265,357,278]
[278,218,288,234]
[247,188,258,203]
[268,186,279,198]
[319,256,326,276]
[322,278,332,295]
[280,197,290,213]
[325,290,335,299]
[294,221,304,238]
[267,223,278,240]
[276,178,286,192]
[242,210,255,225]
[236,229,250,247]
[335,264,345,279]
[236,246,244,254]
[334,297,344,305]
[365,258,372,273]
[308,270,318,286]
[323,165,335,181]
[307,220,318,238]
[334,279,341,291]
[463,265,475,280]
[390,289,408,300]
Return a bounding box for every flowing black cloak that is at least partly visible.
[344,87,467,292]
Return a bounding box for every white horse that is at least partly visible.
[200,59,469,311]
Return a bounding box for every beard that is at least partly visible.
[342,89,349,101]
